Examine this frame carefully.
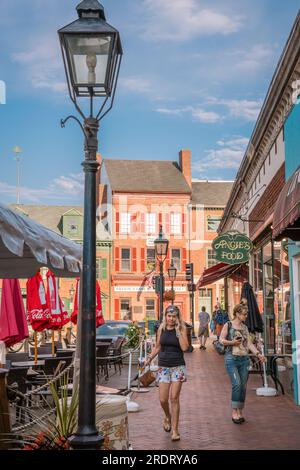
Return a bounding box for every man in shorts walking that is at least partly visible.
[198,306,210,350]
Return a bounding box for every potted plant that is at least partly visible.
[121,323,141,365]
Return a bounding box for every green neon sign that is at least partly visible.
[212,231,253,265]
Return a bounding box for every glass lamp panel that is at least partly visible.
[155,241,168,257]
[168,267,177,281]
[65,35,111,86]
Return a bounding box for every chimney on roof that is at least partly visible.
[179,149,191,188]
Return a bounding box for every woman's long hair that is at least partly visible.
[161,305,185,331]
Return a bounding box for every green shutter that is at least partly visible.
[101,259,107,280]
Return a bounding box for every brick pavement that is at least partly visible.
[128,340,300,450]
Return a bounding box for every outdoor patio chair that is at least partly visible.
[56,349,74,358]
[96,344,111,382]
[107,337,124,375]
[6,352,29,363]
[29,346,52,356]
[7,367,29,424]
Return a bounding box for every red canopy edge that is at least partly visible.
[197,262,248,288]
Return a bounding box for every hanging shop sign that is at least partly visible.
[212,231,253,265]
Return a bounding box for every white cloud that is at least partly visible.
[192,136,249,174]
[119,77,153,94]
[0,173,84,204]
[142,0,243,41]
[207,97,262,122]
[156,105,221,123]
[11,36,67,93]
[227,44,275,72]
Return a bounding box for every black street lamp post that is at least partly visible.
[154,226,169,323]
[58,0,122,450]
[168,259,177,305]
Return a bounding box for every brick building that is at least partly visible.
[99,150,233,324]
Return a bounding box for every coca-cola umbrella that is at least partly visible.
[27,272,51,362]
[240,282,264,333]
[71,278,105,328]
[46,270,70,355]
[0,278,29,348]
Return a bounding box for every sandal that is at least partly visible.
[163,417,171,432]
[171,432,180,441]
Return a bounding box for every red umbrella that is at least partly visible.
[0,279,29,347]
[26,272,51,332]
[71,278,105,327]
[46,270,69,330]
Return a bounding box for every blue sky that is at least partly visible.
[0,0,300,205]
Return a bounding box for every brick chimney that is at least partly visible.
[179,149,192,188]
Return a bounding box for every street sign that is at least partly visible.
[212,231,253,265]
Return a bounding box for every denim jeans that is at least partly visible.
[225,353,250,409]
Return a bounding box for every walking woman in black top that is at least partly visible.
[145,305,189,441]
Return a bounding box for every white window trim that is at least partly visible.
[146,213,156,234]
[171,213,181,235]
[120,213,131,234]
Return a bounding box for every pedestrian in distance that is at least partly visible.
[198,306,210,350]
[144,305,189,442]
[215,307,229,339]
[219,303,266,424]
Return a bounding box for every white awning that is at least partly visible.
[0,203,82,278]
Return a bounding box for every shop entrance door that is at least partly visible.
[293,257,300,404]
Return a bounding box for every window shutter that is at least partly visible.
[141,248,146,273]
[115,247,120,272]
[114,299,120,320]
[116,212,120,236]
[140,213,145,235]
[131,213,137,235]
[182,212,186,236]
[166,213,170,236]
[182,248,187,271]
[132,247,137,272]
[101,259,107,279]
[158,213,162,227]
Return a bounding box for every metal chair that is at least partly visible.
[96,344,110,381]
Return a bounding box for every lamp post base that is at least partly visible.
[68,430,104,450]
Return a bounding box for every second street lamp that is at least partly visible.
[58,0,122,450]
[154,225,169,323]
[168,259,177,305]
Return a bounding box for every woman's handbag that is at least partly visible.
[138,366,156,387]
[213,321,231,355]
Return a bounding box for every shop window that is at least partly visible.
[207,216,222,232]
[146,248,156,271]
[121,248,131,271]
[263,242,275,353]
[199,289,212,315]
[274,242,291,355]
[171,248,181,271]
[146,299,156,319]
[121,298,131,320]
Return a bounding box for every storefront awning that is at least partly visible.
[273,166,300,241]
[197,262,248,288]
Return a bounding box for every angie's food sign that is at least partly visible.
[212,232,253,265]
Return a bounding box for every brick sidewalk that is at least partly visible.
[128,340,300,450]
